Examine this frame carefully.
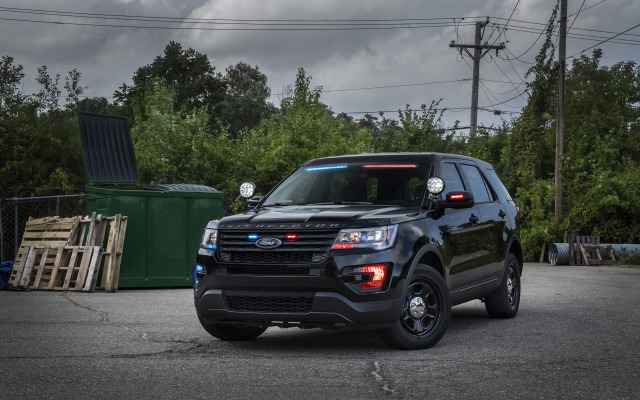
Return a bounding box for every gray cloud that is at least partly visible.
[1,0,638,129]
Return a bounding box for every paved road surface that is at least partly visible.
[1,263,639,399]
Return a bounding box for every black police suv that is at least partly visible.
[193,152,522,349]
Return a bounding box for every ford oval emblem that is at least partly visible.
[255,237,282,249]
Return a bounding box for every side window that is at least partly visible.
[440,162,466,197]
[460,164,493,203]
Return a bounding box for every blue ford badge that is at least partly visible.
[255,237,282,249]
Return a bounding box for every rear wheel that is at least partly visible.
[198,316,267,341]
[378,265,451,350]
[484,253,521,318]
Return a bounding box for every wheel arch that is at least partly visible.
[403,244,446,293]
[507,235,524,276]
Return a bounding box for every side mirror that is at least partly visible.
[440,191,475,209]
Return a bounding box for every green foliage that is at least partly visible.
[0,57,85,197]
[115,41,226,131]
[373,102,450,152]
[615,248,640,266]
[243,68,372,194]
[564,158,640,243]
[131,79,214,184]
[221,62,275,137]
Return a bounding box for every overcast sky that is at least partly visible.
[2,0,639,131]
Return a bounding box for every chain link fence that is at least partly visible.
[0,194,87,263]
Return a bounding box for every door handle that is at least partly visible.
[469,214,479,223]
[499,209,506,218]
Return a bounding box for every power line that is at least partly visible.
[567,0,609,17]
[320,78,472,93]
[268,78,525,97]
[494,1,560,64]
[0,15,475,31]
[568,20,640,58]
[0,6,463,24]
[0,6,479,30]
[567,0,586,34]
[490,0,520,46]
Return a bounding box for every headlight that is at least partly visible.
[200,221,219,250]
[332,225,398,250]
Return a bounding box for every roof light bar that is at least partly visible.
[363,164,417,168]
[305,165,348,172]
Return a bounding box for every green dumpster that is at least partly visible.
[86,184,222,288]
[79,113,223,288]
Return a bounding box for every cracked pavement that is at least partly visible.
[1,263,640,399]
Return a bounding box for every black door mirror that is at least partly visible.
[440,191,475,209]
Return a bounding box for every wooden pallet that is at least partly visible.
[13,245,103,291]
[580,243,616,266]
[569,235,600,265]
[8,213,126,292]
[97,215,128,292]
[9,216,79,285]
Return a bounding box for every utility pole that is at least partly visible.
[555,0,567,222]
[450,18,505,137]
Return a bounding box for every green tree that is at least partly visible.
[561,51,640,244]
[131,79,214,184]
[239,68,372,194]
[373,101,450,153]
[0,58,85,197]
[115,41,226,131]
[221,62,275,137]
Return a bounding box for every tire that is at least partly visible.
[198,316,267,341]
[484,253,521,318]
[377,265,451,350]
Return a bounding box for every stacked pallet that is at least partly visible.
[8,213,127,292]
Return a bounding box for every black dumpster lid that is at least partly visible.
[78,113,139,185]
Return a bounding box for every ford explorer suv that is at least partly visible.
[193,152,522,349]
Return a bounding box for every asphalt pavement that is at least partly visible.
[1,263,639,400]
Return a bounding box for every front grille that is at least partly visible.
[224,291,315,313]
[218,230,338,264]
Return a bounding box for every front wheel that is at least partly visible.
[484,253,521,318]
[198,316,267,341]
[377,265,451,350]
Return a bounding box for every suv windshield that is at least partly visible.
[261,162,433,207]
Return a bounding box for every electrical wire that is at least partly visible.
[568,21,640,58]
[567,0,586,34]
[490,0,520,46]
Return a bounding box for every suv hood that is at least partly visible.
[217,205,425,229]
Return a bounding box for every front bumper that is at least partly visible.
[195,288,403,329]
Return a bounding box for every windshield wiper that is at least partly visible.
[261,202,296,207]
[310,201,373,205]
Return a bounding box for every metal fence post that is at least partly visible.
[0,204,4,261]
[14,200,19,259]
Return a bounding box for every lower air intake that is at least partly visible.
[224,291,315,313]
